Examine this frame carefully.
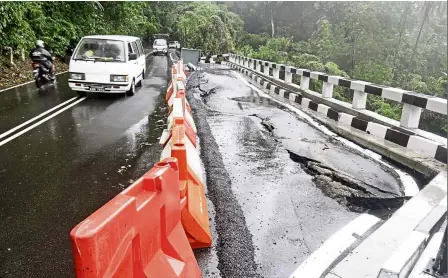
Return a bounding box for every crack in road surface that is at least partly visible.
[287,150,406,217]
[250,111,405,217]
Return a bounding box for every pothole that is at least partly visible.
[287,149,407,218]
[249,114,275,133]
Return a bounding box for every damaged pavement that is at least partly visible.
[184,64,409,277]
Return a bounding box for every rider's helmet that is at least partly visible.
[36,40,44,48]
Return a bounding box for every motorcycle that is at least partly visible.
[32,61,55,88]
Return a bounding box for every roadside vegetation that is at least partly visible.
[230,2,447,136]
[0,1,446,135]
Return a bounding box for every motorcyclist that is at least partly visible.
[29,40,55,79]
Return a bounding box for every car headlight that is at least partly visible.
[69,72,85,80]
[110,75,128,82]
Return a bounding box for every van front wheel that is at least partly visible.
[126,80,135,96]
[137,71,144,87]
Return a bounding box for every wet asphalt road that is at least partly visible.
[0,55,405,278]
[0,54,170,277]
[186,64,403,278]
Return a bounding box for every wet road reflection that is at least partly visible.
[0,55,169,277]
[0,74,75,134]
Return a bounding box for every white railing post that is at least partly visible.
[256,60,261,72]
[352,90,367,109]
[273,64,280,79]
[300,76,310,90]
[264,62,269,76]
[285,67,293,84]
[322,82,334,98]
[400,104,422,129]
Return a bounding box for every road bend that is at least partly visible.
[186,64,404,278]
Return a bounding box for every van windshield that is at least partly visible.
[74,38,125,62]
[154,39,167,46]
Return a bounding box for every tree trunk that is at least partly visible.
[405,2,432,85]
[350,21,355,74]
[391,3,410,78]
[270,4,275,37]
[412,3,431,58]
[5,47,14,65]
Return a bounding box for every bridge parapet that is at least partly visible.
[230,54,447,130]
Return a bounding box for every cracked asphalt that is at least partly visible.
[186,64,404,278]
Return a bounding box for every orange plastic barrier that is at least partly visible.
[166,82,173,102]
[170,124,212,248]
[161,70,212,248]
[177,60,187,80]
[70,158,201,278]
[166,65,177,102]
[163,117,197,149]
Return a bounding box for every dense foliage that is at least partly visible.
[229,1,447,136]
[0,1,446,135]
[0,1,241,57]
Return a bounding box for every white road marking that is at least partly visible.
[0,97,78,140]
[0,97,86,147]
[288,214,381,278]
[0,71,69,93]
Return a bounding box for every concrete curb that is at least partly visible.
[289,214,381,278]
[409,231,445,277]
[330,171,447,278]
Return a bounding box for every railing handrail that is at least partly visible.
[231,54,447,116]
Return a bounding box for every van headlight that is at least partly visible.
[110,75,128,82]
[69,72,85,80]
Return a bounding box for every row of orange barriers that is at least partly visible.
[69,60,211,277]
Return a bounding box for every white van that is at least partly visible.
[153,39,168,56]
[68,35,146,97]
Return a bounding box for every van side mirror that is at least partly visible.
[129,53,138,60]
